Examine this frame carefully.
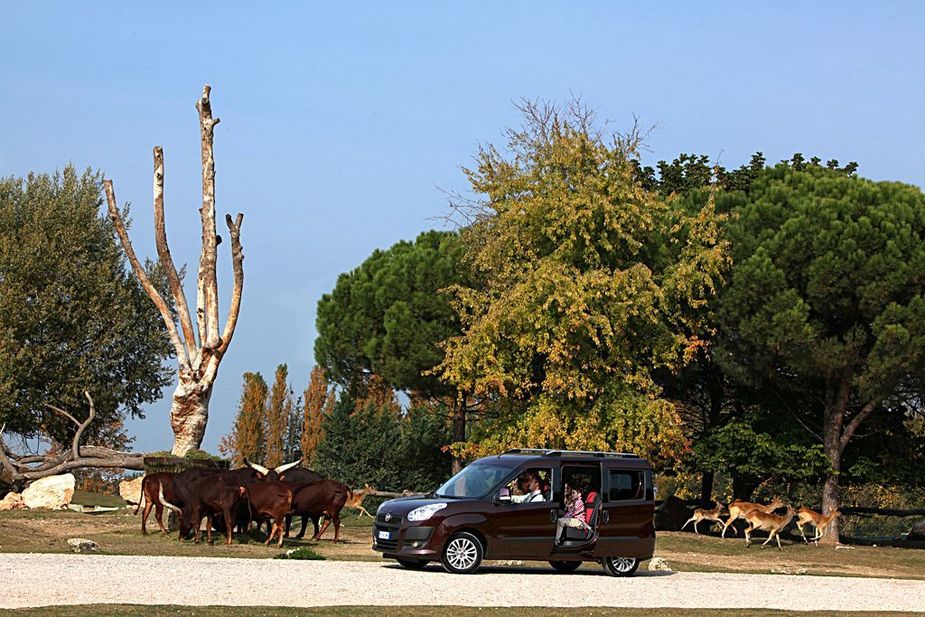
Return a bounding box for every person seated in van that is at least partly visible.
[511,472,546,503]
[555,484,591,545]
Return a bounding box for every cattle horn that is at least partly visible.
[274,458,302,474]
[243,457,270,475]
[158,481,181,514]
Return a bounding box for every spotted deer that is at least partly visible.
[345,483,376,519]
[795,507,841,544]
[681,501,725,535]
[744,504,794,550]
[721,497,785,538]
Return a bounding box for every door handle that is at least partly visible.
[549,509,558,523]
[601,510,610,524]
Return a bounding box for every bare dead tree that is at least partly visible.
[0,392,143,483]
[105,84,245,455]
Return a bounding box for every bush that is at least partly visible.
[275,547,325,560]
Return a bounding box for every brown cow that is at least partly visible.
[285,480,350,542]
[244,481,294,547]
[159,477,248,545]
[135,472,177,535]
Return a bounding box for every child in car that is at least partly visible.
[555,484,591,545]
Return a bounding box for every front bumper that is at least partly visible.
[372,520,437,558]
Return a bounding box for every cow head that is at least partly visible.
[244,458,302,481]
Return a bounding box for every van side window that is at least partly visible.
[608,470,643,501]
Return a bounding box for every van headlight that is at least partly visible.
[407,503,447,522]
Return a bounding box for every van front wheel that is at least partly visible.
[602,556,639,577]
[441,532,483,574]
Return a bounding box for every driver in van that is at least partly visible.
[511,472,546,503]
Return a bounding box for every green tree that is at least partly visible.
[315,229,474,469]
[717,161,925,542]
[314,394,452,492]
[0,166,170,445]
[437,102,729,467]
[265,364,293,467]
[229,372,268,467]
[300,365,333,467]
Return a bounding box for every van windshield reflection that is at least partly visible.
[435,464,510,498]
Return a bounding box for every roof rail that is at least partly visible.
[501,448,639,459]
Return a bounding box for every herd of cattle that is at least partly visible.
[134,459,370,546]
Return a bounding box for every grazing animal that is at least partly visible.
[135,472,176,535]
[242,481,295,547]
[795,507,841,544]
[159,477,248,545]
[681,500,725,535]
[285,480,350,542]
[744,505,795,550]
[344,484,376,519]
[721,497,785,538]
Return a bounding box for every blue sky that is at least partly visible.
[2,2,924,453]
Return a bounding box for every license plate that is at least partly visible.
[377,530,391,540]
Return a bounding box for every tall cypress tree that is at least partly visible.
[265,364,292,468]
[230,372,268,467]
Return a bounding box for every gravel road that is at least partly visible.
[2,553,923,611]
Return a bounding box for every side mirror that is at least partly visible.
[498,488,511,503]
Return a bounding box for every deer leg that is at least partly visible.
[359,506,373,518]
[744,525,752,547]
[722,516,738,538]
[762,532,773,547]
[797,521,808,543]
[775,531,783,551]
[681,516,694,531]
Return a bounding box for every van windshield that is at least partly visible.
[435,463,510,498]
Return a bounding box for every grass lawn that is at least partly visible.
[0,607,918,617]
[2,508,924,579]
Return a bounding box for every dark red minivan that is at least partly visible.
[372,449,655,575]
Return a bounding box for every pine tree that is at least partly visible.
[231,372,268,467]
[301,365,332,467]
[265,364,292,468]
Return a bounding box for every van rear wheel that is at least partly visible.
[549,560,581,573]
[396,558,428,570]
[602,556,639,577]
[441,532,483,574]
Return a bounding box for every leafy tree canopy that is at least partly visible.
[315,230,465,399]
[437,102,730,466]
[0,166,171,445]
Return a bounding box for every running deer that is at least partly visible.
[344,483,376,519]
[744,504,794,550]
[681,500,725,534]
[721,497,785,537]
[795,507,841,544]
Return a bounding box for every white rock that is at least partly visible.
[21,474,75,509]
[648,557,672,572]
[495,560,526,568]
[67,538,100,553]
[0,492,25,511]
[119,476,144,505]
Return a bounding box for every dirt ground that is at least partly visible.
[1,508,924,579]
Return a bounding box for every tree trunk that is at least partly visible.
[820,382,846,545]
[700,470,715,507]
[732,475,758,501]
[451,394,466,475]
[169,380,213,456]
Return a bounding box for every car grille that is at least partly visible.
[377,512,403,524]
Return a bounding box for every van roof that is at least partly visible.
[484,449,652,469]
